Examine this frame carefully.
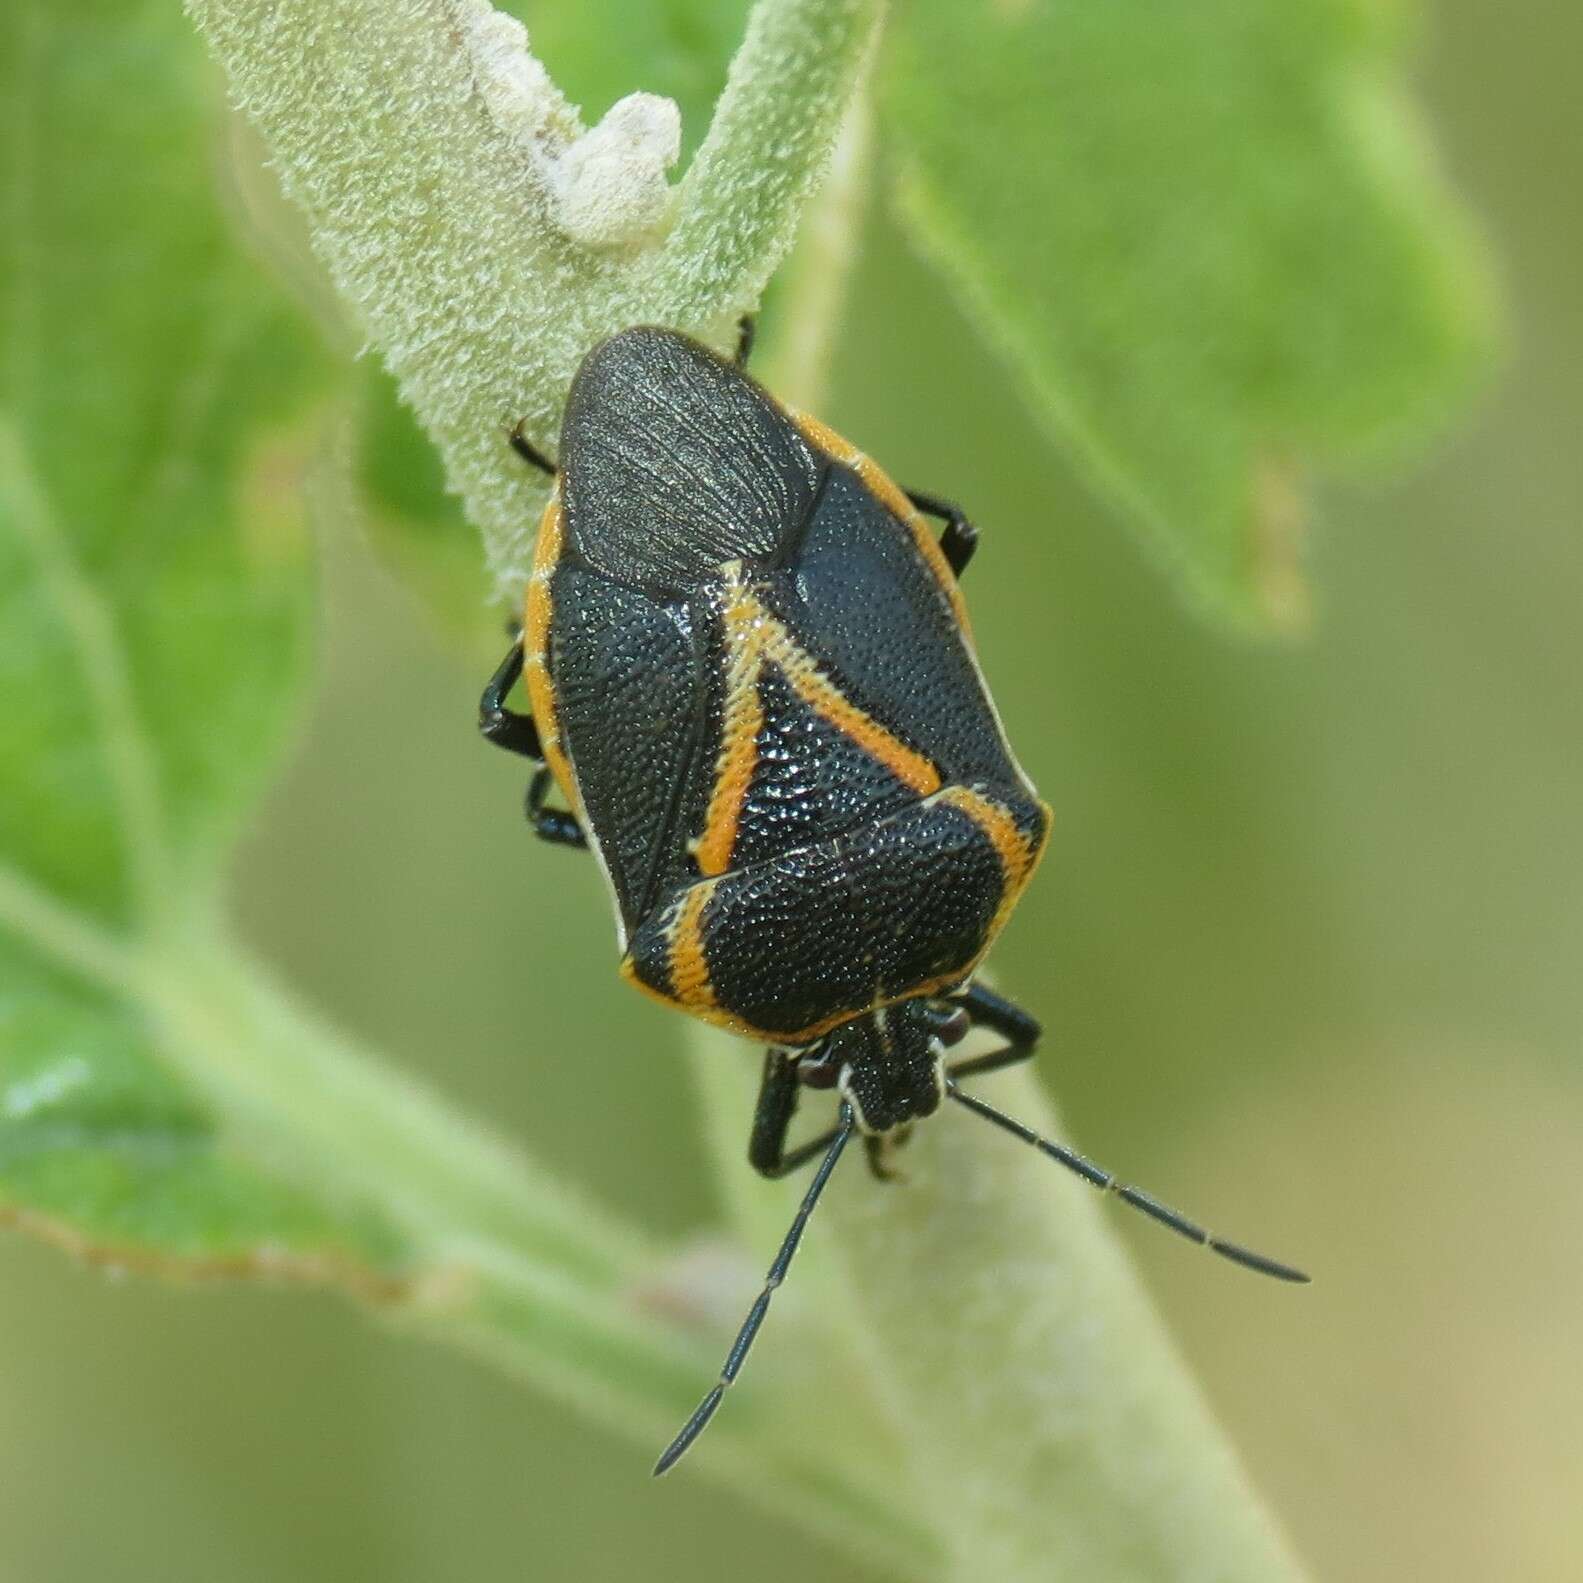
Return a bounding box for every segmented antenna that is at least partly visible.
[653,1104,857,1476]
[946,1081,1309,1283]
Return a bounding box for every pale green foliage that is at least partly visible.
[0,0,393,1276]
[689,1042,1308,1583]
[0,2,927,1569]
[1,0,1496,1576]
[883,0,1496,630]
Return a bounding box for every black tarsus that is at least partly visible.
[906,488,978,579]
[945,1080,1310,1283]
[479,642,587,848]
[654,1103,856,1476]
[527,767,587,848]
[734,314,757,369]
[507,418,558,477]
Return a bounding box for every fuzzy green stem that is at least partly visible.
[687,1027,1310,1582]
[186,0,883,594]
[45,909,935,1577]
[645,0,882,322]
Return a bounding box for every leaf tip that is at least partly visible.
[1250,456,1314,638]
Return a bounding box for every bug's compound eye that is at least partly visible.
[796,1049,841,1090]
[927,1004,972,1048]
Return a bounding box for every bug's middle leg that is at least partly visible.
[480,641,588,848]
[479,641,543,758]
[734,314,757,369]
[749,1049,844,1180]
[906,489,978,579]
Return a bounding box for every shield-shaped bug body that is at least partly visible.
[480,324,1307,1474]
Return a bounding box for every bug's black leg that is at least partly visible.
[655,1103,856,1476]
[906,489,978,579]
[945,982,1041,1081]
[507,418,558,477]
[481,644,587,847]
[748,1050,845,1180]
[526,767,587,849]
[863,1129,912,1182]
[479,642,543,759]
[734,314,757,369]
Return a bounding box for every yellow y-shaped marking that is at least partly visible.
[691,561,942,877]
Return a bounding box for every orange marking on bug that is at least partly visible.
[792,412,972,637]
[938,785,1051,945]
[693,568,768,877]
[790,410,860,465]
[690,568,945,873]
[521,494,581,816]
[777,649,942,797]
[666,883,721,1016]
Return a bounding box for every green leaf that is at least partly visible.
[882,0,1499,630]
[0,0,400,1280]
[0,944,410,1287]
[2,4,930,1568]
[0,13,321,918]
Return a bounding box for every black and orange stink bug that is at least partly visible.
[480,323,1308,1475]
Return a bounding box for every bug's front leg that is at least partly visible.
[749,1049,844,1180]
[506,419,557,477]
[734,314,757,369]
[944,982,1041,1081]
[906,489,978,579]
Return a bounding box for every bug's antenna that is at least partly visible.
[946,1081,1309,1283]
[654,1103,856,1477]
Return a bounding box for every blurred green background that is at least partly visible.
[2,1,1579,1579]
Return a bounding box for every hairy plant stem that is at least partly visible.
[177,1,1314,1575]
[139,917,935,1577]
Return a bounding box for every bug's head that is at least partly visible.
[802,1001,969,1135]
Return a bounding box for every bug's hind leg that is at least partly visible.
[526,767,587,849]
[749,1050,844,1180]
[945,982,1041,1081]
[906,489,978,580]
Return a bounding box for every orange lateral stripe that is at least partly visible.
[792,410,972,636]
[790,409,859,465]
[939,785,1049,945]
[693,570,767,876]
[854,455,972,638]
[665,883,720,1015]
[692,567,943,874]
[521,495,581,815]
